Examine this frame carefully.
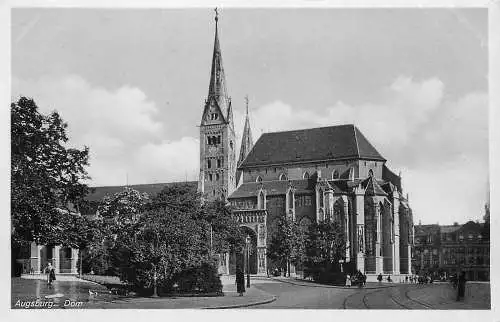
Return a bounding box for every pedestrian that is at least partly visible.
[235,267,245,296]
[377,273,383,283]
[45,262,56,286]
[405,276,408,283]
[456,272,467,301]
[363,274,367,286]
[387,275,392,283]
[345,274,351,287]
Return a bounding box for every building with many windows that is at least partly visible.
[413,221,490,281]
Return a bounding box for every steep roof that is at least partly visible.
[362,176,387,196]
[239,124,385,168]
[238,99,254,166]
[85,181,197,202]
[206,14,230,120]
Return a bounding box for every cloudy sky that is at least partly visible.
[11,8,488,225]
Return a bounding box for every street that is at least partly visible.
[249,278,491,309]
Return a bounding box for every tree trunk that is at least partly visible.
[287,259,290,277]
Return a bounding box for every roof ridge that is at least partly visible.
[262,124,354,135]
[352,124,361,159]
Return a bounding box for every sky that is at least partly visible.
[11,8,488,225]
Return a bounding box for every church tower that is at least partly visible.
[238,96,254,166]
[198,11,237,201]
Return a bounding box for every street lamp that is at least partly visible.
[152,264,159,298]
[246,235,251,288]
[339,259,345,273]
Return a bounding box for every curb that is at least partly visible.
[203,295,277,309]
[271,277,397,290]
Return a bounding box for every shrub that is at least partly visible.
[161,262,223,294]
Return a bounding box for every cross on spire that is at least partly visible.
[214,7,219,23]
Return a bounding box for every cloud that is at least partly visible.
[12,74,488,224]
[239,76,488,224]
[12,75,198,186]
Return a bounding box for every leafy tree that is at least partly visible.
[11,97,90,248]
[267,215,305,276]
[304,220,346,276]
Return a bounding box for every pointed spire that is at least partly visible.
[238,95,254,166]
[207,8,229,118]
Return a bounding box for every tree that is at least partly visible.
[11,97,90,249]
[267,215,305,276]
[304,220,346,280]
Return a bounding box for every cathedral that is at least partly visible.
[198,13,415,279]
[17,12,414,279]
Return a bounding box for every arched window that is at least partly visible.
[216,173,220,181]
[207,159,212,169]
[279,173,288,181]
[230,141,233,150]
[368,169,374,177]
[303,172,310,179]
[256,176,263,183]
[332,170,339,179]
[319,189,324,208]
[209,173,213,181]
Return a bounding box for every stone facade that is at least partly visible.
[198,14,415,277]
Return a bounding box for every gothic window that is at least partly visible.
[256,176,262,183]
[303,172,310,179]
[319,189,324,208]
[209,173,213,181]
[207,136,211,145]
[368,169,374,177]
[213,190,216,196]
[207,159,212,169]
[216,173,220,181]
[217,136,221,144]
[279,173,288,181]
[332,170,339,179]
[230,141,233,150]
[217,159,221,168]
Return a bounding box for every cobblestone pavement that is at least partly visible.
[12,276,490,309]
[252,279,491,309]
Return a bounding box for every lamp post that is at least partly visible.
[246,235,251,288]
[339,259,345,273]
[152,264,159,298]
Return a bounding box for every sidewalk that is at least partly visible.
[85,275,276,309]
[13,275,276,309]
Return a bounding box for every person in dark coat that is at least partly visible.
[46,263,56,286]
[377,273,383,283]
[236,268,245,296]
[456,272,467,301]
